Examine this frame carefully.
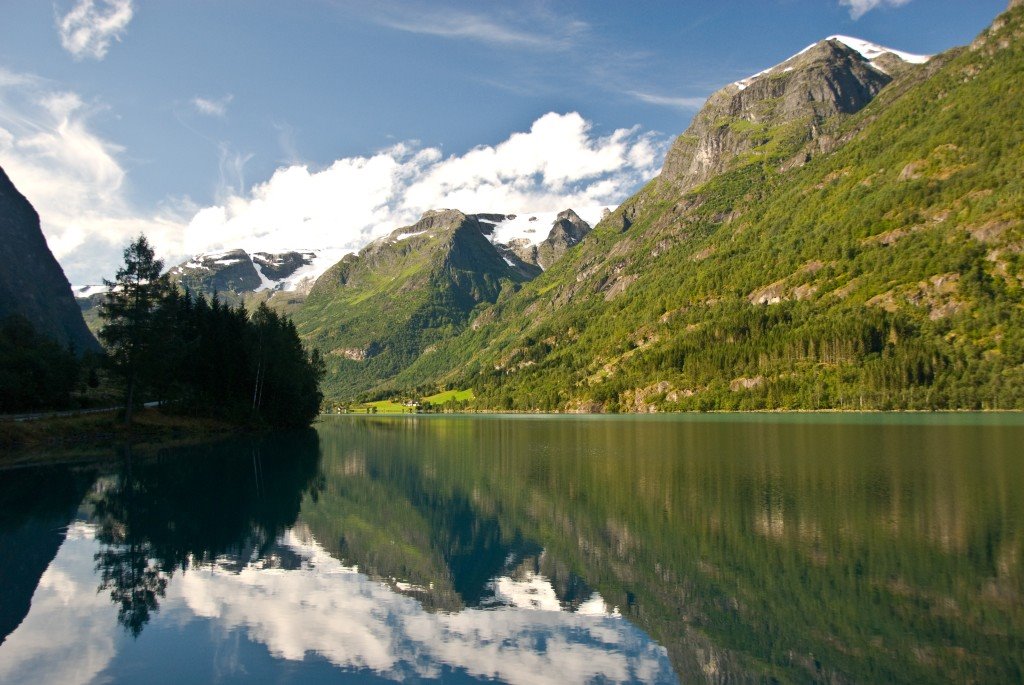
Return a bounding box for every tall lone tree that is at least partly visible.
[99,235,169,424]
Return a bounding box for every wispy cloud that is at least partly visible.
[56,0,134,60]
[628,91,707,110]
[341,1,588,50]
[192,94,234,118]
[0,67,186,283]
[839,0,912,20]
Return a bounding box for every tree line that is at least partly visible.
[92,235,324,427]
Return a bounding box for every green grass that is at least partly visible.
[422,389,475,404]
[356,399,416,413]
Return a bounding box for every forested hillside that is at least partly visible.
[391,3,1024,411]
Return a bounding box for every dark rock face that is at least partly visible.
[474,210,592,271]
[168,249,263,294]
[537,209,592,269]
[252,251,315,281]
[0,166,99,352]
[661,39,895,192]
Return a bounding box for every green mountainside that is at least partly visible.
[383,3,1024,411]
[293,209,540,398]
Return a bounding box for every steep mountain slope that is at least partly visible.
[295,209,539,398]
[0,166,99,353]
[398,4,1024,411]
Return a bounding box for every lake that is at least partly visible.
[1,414,1022,683]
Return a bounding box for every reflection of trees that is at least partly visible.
[91,432,322,636]
[311,416,1024,684]
[94,544,167,637]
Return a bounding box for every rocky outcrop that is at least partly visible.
[661,38,900,192]
[0,166,99,352]
[252,251,315,281]
[536,209,592,269]
[169,249,263,294]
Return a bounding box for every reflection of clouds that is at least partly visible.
[175,530,674,684]
[486,569,618,616]
[0,522,119,685]
[0,525,674,684]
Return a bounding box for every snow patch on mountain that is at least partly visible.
[251,247,351,293]
[734,35,931,90]
[73,284,109,298]
[826,35,931,65]
[480,206,608,248]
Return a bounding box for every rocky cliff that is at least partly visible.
[661,36,924,192]
[0,166,98,352]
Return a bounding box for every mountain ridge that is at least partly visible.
[378,3,1024,411]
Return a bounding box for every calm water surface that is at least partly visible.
[0,414,1022,683]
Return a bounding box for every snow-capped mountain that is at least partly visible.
[734,35,931,90]
[73,208,610,304]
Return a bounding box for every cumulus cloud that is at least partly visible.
[184,112,665,257]
[0,68,187,283]
[192,94,233,118]
[57,0,134,60]
[0,67,665,283]
[839,0,912,20]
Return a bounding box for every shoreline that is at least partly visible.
[0,408,244,468]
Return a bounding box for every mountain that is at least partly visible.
[478,209,595,270]
[387,3,1024,411]
[75,246,340,334]
[0,166,99,353]
[293,208,597,399]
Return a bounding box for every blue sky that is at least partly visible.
[0,0,1009,282]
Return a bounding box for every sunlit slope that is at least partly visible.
[294,210,534,399]
[400,4,1024,411]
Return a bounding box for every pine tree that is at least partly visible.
[99,235,170,424]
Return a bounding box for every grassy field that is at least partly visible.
[354,400,417,413]
[422,389,475,404]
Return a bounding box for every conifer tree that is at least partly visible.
[99,235,170,424]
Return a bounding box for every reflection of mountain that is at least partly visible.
[174,529,670,684]
[87,432,323,635]
[302,419,612,616]
[310,415,1024,684]
[0,466,95,645]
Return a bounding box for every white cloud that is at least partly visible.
[0,68,187,283]
[0,528,674,684]
[192,94,234,118]
[839,0,912,20]
[0,66,664,283]
[57,0,135,60]
[184,112,665,258]
[628,91,707,110]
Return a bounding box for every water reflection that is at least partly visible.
[175,529,670,683]
[0,465,95,644]
[88,432,323,635]
[311,415,1024,683]
[0,414,1022,683]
